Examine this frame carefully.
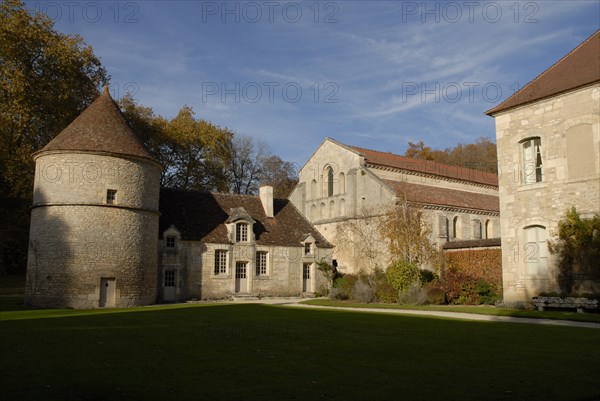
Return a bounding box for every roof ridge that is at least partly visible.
[351,144,498,178]
[486,29,600,115]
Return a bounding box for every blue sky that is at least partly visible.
[26,0,600,168]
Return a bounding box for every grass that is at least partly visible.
[302,299,600,323]
[1,301,599,401]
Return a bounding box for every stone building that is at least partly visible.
[26,87,163,308]
[157,187,332,302]
[486,30,600,303]
[26,88,331,308]
[288,138,500,274]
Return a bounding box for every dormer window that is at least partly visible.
[304,242,312,255]
[236,223,248,242]
[106,189,117,204]
[166,236,176,249]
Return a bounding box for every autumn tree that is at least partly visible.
[0,0,107,274]
[120,97,233,192]
[259,155,298,198]
[404,137,497,174]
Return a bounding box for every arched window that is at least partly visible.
[311,179,317,199]
[520,137,543,184]
[329,200,335,218]
[524,225,548,274]
[320,202,326,219]
[438,215,449,241]
[452,216,461,240]
[472,219,482,239]
[338,172,346,194]
[339,198,346,216]
[485,220,493,239]
[326,166,334,197]
[310,204,317,220]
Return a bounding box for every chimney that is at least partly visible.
[259,185,274,218]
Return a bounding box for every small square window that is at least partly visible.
[164,270,175,287]
[106,189,117,204]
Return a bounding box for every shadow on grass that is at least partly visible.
[1,303,599,401]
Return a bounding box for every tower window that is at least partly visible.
[521,137,543,184]
[106,189,117,204]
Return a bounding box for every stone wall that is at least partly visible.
[26,152,161,308]
[494,83,600,302]
[158,240,331,301]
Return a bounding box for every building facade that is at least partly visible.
[487,30,600,303]
[289,138,500,274]
[25,89,331,308]
[157,187,332,302]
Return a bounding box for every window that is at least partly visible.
[164,270,175,287]
[236,223,248,242]
[452,216,461,240]
[311,179,317,199]
[521,137,543,184]
[524,225,548,274]
[338,172,346,194]
[304,243,312,255]
[106,189,117,204]
[214,250,227,275]
[473,220,482,239]
[439,215,449,240]
[166,236,176,249]
[485,220,493,239]
[326,167,334,197]
[256,251,268,276]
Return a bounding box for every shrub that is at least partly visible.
[425,286,446,305]
[386,260,420,292]
[332,274,357,300]
[419,269,438,284]
[374,280,398,303]
[397,282,427,305]
[351,279,374,303]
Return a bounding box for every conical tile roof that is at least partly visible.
[36,87,154,161]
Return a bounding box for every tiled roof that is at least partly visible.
[351,145,498,187]
[443,238,501,250]
[159,189,333,248]
[383,180,499,213]
[486,29,600,115]
[35,87,155,161]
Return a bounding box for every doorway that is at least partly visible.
[235,262,248,293]
[302,263,311,292]
[99,278,116,307]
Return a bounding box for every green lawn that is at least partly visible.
[301,299,600,323]
[1,302,599,401]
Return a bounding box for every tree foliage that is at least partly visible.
[0,0,107,274]
[404,137,497,174]
[385,260,420,292]
[379,197,438,267]
[227,135,268,195]
[548,207,600,294]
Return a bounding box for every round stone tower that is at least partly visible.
[25,87,163,308]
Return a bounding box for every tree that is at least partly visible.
[120,97,234,192]
[548,207,600,294]
[259,155,298,198]
[0,0,107,274]
[404,137,497,174]
[0,0,108,199]
[379,196,438,267]
[334,207,387,274]
[228,135,269,195]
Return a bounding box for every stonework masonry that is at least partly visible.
[493,84,600,302]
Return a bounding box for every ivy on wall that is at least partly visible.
[441,248,502,304]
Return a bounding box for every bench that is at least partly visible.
[532,296,599,313]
